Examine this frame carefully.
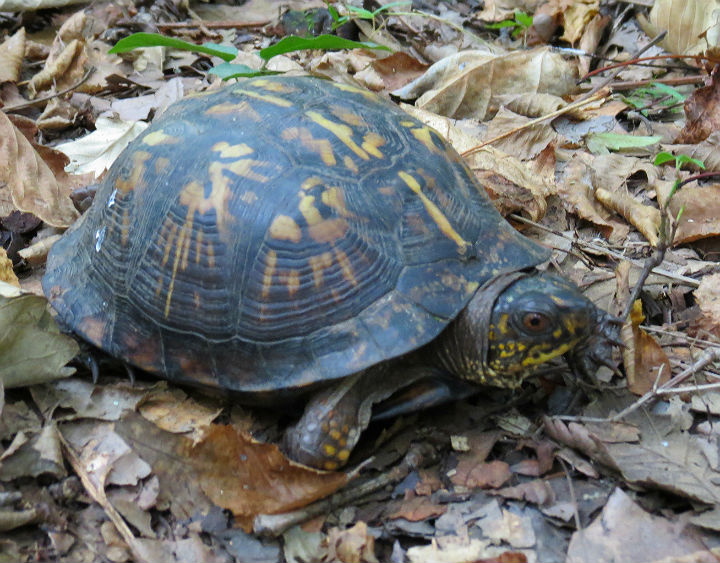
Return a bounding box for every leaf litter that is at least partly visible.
[1,0,720,562]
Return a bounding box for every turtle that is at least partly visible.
[43,76,619,471]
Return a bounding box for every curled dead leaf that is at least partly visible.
[595,187,660,246]
[621,300,671,395]
[0,111,81,227]
[693,273,720,338]
[0,28,25,83]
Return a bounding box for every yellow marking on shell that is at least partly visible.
[298,195,351,243]
[155,156,170,174]
[329,81,376,100]
[329,429,342,440]
[212,141,254,158]
[207,244,215,269]
[410,126,440,154]
[305,111,370,160]
[397,171,469,252]
[309,251,333,288]
[378,186,394,196]
[115,150,151,194]
[269,215,302,243]
[361,132,385,158]
[234,88,293,107]
[321,187,353,217]
[282,127,336,166]
[334,248,357,286]
[195,230,204,265]
[301,177,324,191]
[155,274,163,298]
[400,120,416,127]
[284,270,300,297]
[250,78,294,92]
[323,444,337,456]
[143,130,181,146]
[330,106,363,126]
[194,291,201,309]
[121,208,130,247]
[161,222,178,267]
[205,101,261,121]
[344,155,358,173]
[338,449,350,461]
[211,158,271,185]
[261,250,278,298]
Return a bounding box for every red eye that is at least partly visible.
[523,312,549,332]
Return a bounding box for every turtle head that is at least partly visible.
[439,272,619,388]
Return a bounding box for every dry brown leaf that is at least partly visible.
[451,459,512,490]
[0,111,80,227]
[667,183,720,243]
[578,14,612,77]
[638,0,720,56]
[324,522,379,563]
[595,188,661,246]
[676,71,720,144]
[371,52,429,91]
[493,479,555,505]
[559,0,600,43]
[621,300,672,395]
[693,273,720,338]
[28,38,87,99]
[0,248,19,287]
[484,107,560,160]
[190,425,349,532]
[0,27,25,83]
[138,386,221,443]
[567,488,720,563]
[393,48,579,120]
[387,495,447,522]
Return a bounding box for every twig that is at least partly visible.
[4,67,96,112]
[58,429,152,563]
[461,90,608,157]
[508,214,700,288]
[156,20,269,30]
[610,348,720,421]
[581,75,706,91]
[253,443,435,536]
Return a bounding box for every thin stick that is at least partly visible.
[5,67,96,112]
[461,90,608,157]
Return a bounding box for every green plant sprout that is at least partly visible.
[622,82,685,117]
[653,152,705,171]
[108,32,390,80]
[485,10,533,38]
[326,1,411,30]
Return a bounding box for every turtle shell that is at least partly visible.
[43,76,549,394]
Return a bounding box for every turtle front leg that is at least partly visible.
[284,364,434,470]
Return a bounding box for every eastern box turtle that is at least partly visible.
[43,76,618,470]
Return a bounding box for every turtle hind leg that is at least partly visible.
[283,364,438,470]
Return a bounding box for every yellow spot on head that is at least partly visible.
[269,215,302,243]
[397,171,469,253]
[212,141,253,158]
[143,130,180,146]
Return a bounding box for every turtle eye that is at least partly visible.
[522,312,549,333]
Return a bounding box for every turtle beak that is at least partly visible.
[566,308,624,378]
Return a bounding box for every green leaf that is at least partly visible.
[675,154,705,170]
[208,63,281,79]
[653,152,677,166]
[586,132,661,154]
[347,5,375,18]
[371,0,412,15]
[485,20,518,29]
[109,32,237,62]
[514,10,533,28]
[259,34,391,61]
